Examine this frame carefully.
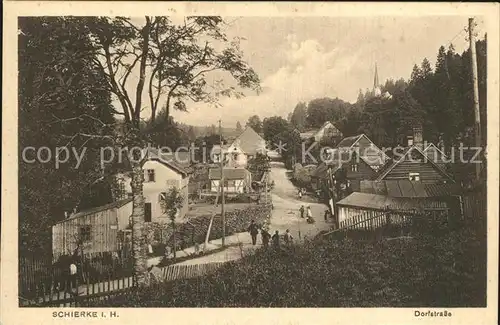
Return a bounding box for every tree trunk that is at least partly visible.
[130,161,147,286]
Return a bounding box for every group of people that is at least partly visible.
[247,220,294,248]
[297,188,306,199]
[299,205,315,224]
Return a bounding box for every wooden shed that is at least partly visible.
[52,198,133,259]
[335,192,449,224]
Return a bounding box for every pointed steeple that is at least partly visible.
[373,63,381,97]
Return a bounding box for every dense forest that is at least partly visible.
[271,37,487,175]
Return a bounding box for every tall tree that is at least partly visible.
[65,16,259,285]
[235,121,242,132]
[187,126,197,143]
[305,97,352,128]
[246,115,262,133]
[290,102,307,131]
[262,116,289,143]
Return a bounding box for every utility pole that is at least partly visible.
[218,120,226,247]
[264,168,268,205]
[468,17,482,180]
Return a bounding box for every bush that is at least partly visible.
[94,225,486,307]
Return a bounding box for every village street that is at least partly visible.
[174,162,331,265]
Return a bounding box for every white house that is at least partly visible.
[114,148,190,223]
[230,127,266,164]
[211,142,247,168]
[209,168,252,193]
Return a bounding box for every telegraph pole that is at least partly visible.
[219,120,226,247]
[468,17,482,180]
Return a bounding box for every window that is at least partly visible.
[409,172,420,181]
[158,192,167,202]
[145,169,155,182]
[351,164,358,172]
[144,203,152,222]
[79,225,91,242]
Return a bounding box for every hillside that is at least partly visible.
[92,225,486,307]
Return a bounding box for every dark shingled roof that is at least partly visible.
[360,180,461,198]
[337,134,363,148]
[376,145,454,182]
[336,192,449,211]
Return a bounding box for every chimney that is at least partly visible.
[407,136,414,147]
[64,211,69,219]
[413,125,423,149]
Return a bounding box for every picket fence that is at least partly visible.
[321,205,450,242]
[20,259,226,307]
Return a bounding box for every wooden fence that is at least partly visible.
[20,259,227,307]
[322,205,450,242]
[19,250,133,303]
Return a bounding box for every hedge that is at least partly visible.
[144,204,272,252]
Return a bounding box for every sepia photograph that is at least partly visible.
[2,2,499,324]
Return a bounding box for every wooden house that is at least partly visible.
[52,198,133,258]
[376,145,454,184]
[209,167,252,193]
[423,143,448,169]
[312,134,389,192]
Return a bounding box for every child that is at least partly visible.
[283,229,293,245]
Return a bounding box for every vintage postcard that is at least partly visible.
[1,1,499,325]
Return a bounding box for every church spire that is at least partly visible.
[373,63,381,97]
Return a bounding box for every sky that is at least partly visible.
[122,16,486,127]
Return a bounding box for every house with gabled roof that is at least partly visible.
[299,121,343,142]
[376,144,454,184]
[208,167,252,193]
[224,126,267,168]
[230,126,266,156]
[423,143,448,169]
[311,134,389,194]
[114,147,191,224]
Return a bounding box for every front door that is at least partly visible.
[144,203,152,222]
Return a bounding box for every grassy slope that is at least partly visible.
[93,225,486,307]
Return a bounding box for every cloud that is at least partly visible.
[178,37,365,126]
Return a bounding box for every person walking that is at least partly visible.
[324,209,330,222]
[283,229,293,245]
[307,206,313,218]
[261,228,271,248]
[298,188,303,199]
[306,205,315,224]
[272,230,280,248]
[247,220,259,246]
[299,205,305,218]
